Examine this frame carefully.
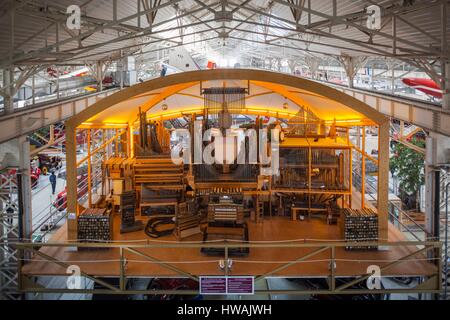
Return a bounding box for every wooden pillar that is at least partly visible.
[114,129,119,156]
[361,126,366,209]
[377,121,390,240]
[308,146,312,216]
[122,126,128,157]
[189,113,195,175]
[125,124,130,157]
[128,122,134,158]
[66,124,78,241]
[349,146,352,208]
[49,124,55,144]
[87,129,92,208]
[102,129,106,159]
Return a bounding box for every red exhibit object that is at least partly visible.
[401,78,443,99]
[206,61,217,69]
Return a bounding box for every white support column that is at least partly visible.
[56,66,60,100]
[304,56,320,80]
[443,60,450,111]
[17,136,32,240]
[118,59,124,89]
[338,55,368,89]
[391,67,395,95]
[0,136,32,240]
[117,50,124,89]
[287,60,296,74]
[2,68,15,114]
[97,61,104,92]
[31,72,35,105]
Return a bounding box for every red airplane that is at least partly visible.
[401,78,443,99]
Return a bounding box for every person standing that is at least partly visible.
[160,65,167,77]
[49,171,57,195]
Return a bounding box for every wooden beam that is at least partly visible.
[137,82,198,122]
[377,121,390,240]
[65,70,389,130]
[29,135,65,156]
[361,126,366,209]
[349,143,352,208]
[87,129,92,208]
[77,124,128,129]
[66,124,78,241]
[352,145,379,165]
[128,122,134,158]
[77,129,125,166]
[114,129,119,156]
[251,80,322,119]
[405,127,422,139]
[393,136,426,155]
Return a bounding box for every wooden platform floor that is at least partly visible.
[22,215,437,278]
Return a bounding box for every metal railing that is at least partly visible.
[352,169,428,242]
[30,168,103,242]
[15,240,442,296]
[0,86,118,116]
[237,65,441,107]
[440,168,450,299]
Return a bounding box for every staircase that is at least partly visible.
[29,122,66,154]
[169,118,188,129]
[352,168,428,242]
[354,166,450,299]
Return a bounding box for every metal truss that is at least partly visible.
[0,0,447,107]
[0,0,448,67]
[0,168,21,300]
[0,0,445,113]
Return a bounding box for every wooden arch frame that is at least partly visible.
[65,69,390,240]
[67,69,388,127]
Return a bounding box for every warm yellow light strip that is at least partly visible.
[323,119,375,126]
[147,108,204,120]
[324,119,362,124]
[82,108,373,126]
[79,122,128,129]
[147,106,298,121]
[105,123,127,126]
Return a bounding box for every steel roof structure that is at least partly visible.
[0,0,449,111]
[0,0,448,65]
